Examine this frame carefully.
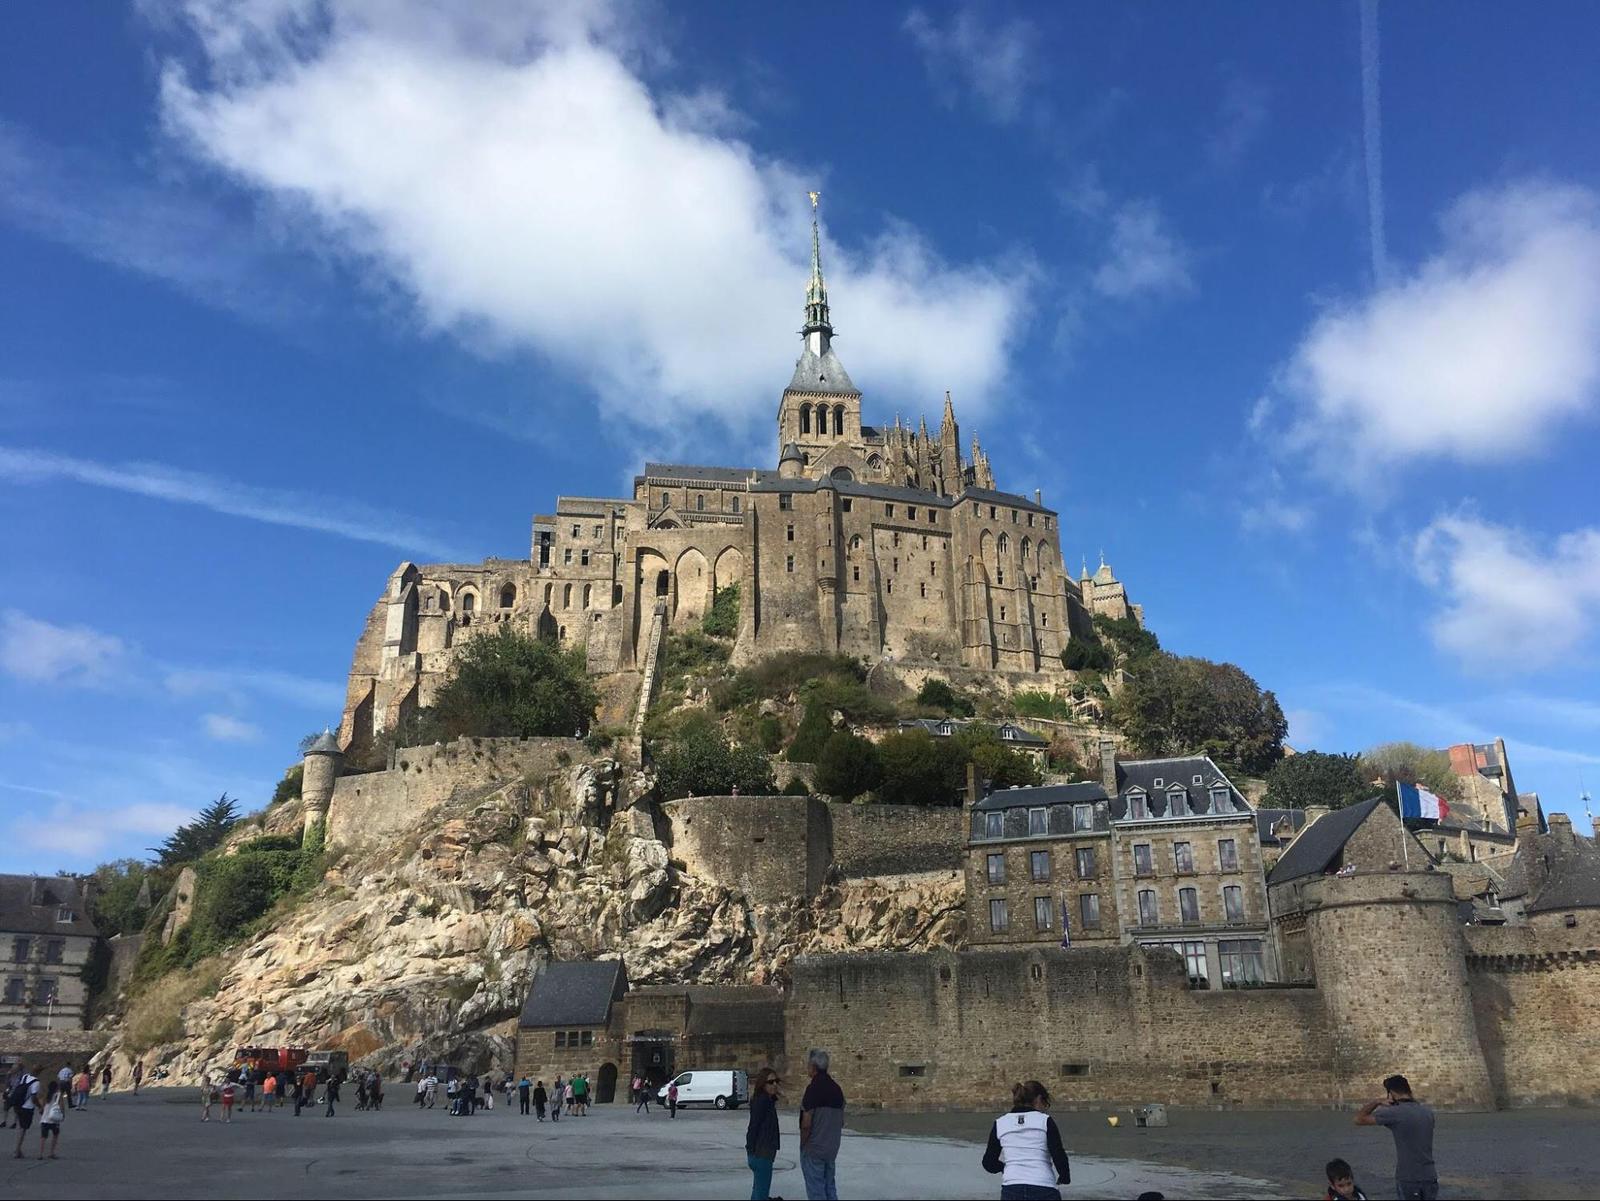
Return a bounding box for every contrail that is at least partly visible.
[1359,0,1389,285]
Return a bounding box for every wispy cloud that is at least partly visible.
[0,444,476,560]
[165,666,343,712]
[0,610,126,686]
[201,713,263,743]
[1358,0,1387,284]
[1209,77,1268,169]
[902,5,1038,125]
[1091,201,1195,301]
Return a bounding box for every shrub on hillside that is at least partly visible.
[652,714,776,800]
[86,859,156,939]
[785,701,833,763]
[955,723,1043,790]
[814,731,883,801]
[426,626,598,740]
[1012,690,1074,721]
[269,764,304,808]
[916,678,975,717]
[1358,742,1464,804]
[874,730,966,806]
[701,583,740,637]
[1263,751,1372,810]
[123,958,224,1055]
[712,652,865,711]
[1061,639,1114,672]
[1093,614,1161,662]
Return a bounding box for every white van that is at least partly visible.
[657,1068,749,1110]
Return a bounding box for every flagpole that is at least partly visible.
[1398,780,1409,870]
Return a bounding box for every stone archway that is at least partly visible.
[713,545,745,596]
[674,547,710,629]
[598,1062,618,1104]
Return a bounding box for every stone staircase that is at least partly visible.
[630,601,669,752]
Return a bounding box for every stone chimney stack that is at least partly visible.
[1549,812,1575,843]
[1303,804,1331,828]
[965,762,982,807]
[300,729,345,836]
[1099,738,1118,796]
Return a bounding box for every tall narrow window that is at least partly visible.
[1137,889,1158,926]
[1174,842,1195,874]
[1028,808,1047,836]
[989,899,1009,933]
[731,496,742,514]
[1133,844,1153,877]
[1079,893,1101,929]
[696,494,705,512]
[1129,791,1149,820]
[1030,850,1050,882]
[986,853,1005,884]
[1075,847,1095,878]
[1218,838,1238,872]
[800,404,811,435]
[1073,804,1093,831]
[786,524,795,542]
[580,549,590,566]
[1223,885,1245,922]
[1179,887,1199,923]
[785,555,795,574]
[1168,788,1189,817]
[582,583,592,608]
[1034,897,1053,931]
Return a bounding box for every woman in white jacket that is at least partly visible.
[981,1080,1072,1200]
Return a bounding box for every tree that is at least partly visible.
[785,701,833,763]
[269,764,303,809]
[1359,742,1465,804]
[814,731,883,801]
[1263,751,1372,810]
[152,794,241,868]
[1110,653,1286,776]
[427,626,598,739]
[87,860,154,937]
[701,583,740,638]
[954,724,1043,790]
[652,714,775,800]
[1094,613,1161,662]
[874,730,966,806]
[916,678,974,717]
[1061,639,1114,672]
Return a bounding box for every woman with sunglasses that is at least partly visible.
[745,1068,782,1200]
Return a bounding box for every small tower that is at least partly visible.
[779,441,804,480]
[300,729,344,836]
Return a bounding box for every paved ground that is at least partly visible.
[2,1089,1597,1198]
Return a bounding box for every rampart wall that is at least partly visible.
[826,803,965,877]
[326,737,585,851]
[663,796,831,902]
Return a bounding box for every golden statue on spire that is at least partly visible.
[808,190,820,210]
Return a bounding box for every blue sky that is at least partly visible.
[3,2,1599,872]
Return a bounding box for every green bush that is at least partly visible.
[702,583,740,637]
[269,764,303,808]
[1094,614,1161,662]
[955,723,1043,790]
[781,776,811,796]
[1264,751,1372,810]
[1061,639,1114,672]
[815,731,883,801]
[786,701,833,763]
[424,626,599,741]
[86,859,155,938]
[1110,652,1286,776]
[652,714,776,800]
[713,652,866,711]
[1012,690,1074,720]
[873,730,966,806]
[916,678,974,717]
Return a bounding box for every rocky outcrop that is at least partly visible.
[102,755,963,1080]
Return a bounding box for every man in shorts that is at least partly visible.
[10,1070,39,1159]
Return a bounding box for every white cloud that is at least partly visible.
[202,713,263,742]
[165,666,342,712]
[1413,514,1600,672]
[0,610,126,686]
[902,5,1037,125]
[0,444,475,560]
[16,799,200,859]
[1276,181,1600,477]
[154,3,1029,435]
[1091,201,1194,301]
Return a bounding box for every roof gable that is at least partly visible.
[1266,799,1384,885]
[518,959,627,1029]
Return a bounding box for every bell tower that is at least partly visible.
[777,193,863,466]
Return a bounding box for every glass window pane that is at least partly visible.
[1031,851,1050,882]
[1034,897,1052,930]
[989,899,1008,932]
[1080,893,1101,928]
[1175,842,1194,873]
[1076,847,1095,878]
[1219,839,1238,871]
[1180,888,1199,922]
[986,853,1005,884]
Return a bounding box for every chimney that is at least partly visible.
[965,762,981,807]
[1549,812,1575,843]
[1034,489,1042,505]
[1099,738,1118,795]
[1303,805,1331,827]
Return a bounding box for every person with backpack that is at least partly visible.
[9,1070,39,1158]
[981,1080,1072,1200]
[36,1087,64,1159]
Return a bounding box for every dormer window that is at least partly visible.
[1128,790,1149,820]
[1153,778,1164,788]
[1168,788,1188,818]
[56,908,73,924]
[1209,785,1231,813]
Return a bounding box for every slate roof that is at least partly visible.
[962,486,1051,514]
[1500,827,1600,914]
[1109,756,1251,821]
[1265,798,1385,885]
[898,718,1046,747]
[973,781,1108,813]
[641,463,763,485]
[518,959,627,1029]
[1256,808,1309,847]
[0,875,99,938]
[305,730,342,756]
[786,344,859,395]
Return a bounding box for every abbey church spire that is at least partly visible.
[802,191,832,355]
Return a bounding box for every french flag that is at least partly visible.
[1397,781,1449,822]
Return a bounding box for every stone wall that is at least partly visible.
[827,803,965,877]
[0,1027,108,1072]
[1466,915,1600,1107]
[785,945,1331,1110]
[326,737,588,852]
[663,796,830,902]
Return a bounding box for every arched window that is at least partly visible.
[833,404,845,435]
[696,494,705,512]
[462,592,476,614]
[800,404,811,435]
[656,570,670,597]
[731,496,741,514]
[562,583,572,608]
[849,535,862,552]
[830,466,854,482]
[998,533,1010,555]
[499,584,516,608]
[440,590,452,612]
[582,583,592,608]
[543,583,553,607]
[867,454,883,470]
[1021,539,1032,564]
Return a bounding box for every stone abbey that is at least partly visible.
[337,203,1138,758]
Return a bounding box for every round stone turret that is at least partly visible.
[300,729,344,836]
[779,441,804,479]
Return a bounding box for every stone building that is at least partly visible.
[512,959,785,1099]
[895,717,1049,766]
[0,876,100,1032]
[966,744,1272,988]
[335,201,1140,761]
